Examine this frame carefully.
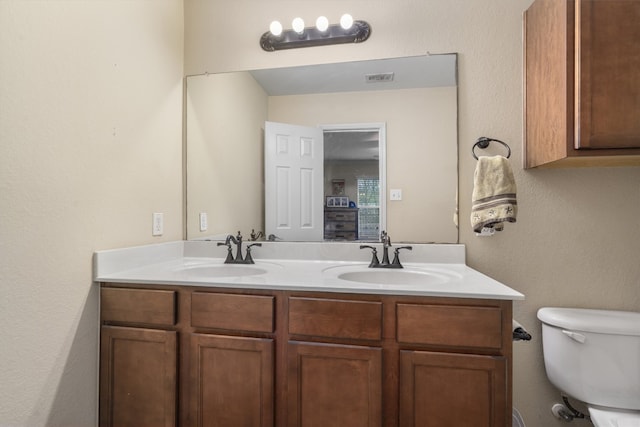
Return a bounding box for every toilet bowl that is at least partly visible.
[537,307,640,427]
[589,406,640,427]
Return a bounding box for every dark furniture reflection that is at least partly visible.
[324,207,358,240]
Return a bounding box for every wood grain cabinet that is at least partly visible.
[188,292,275,427]
[100,287,275,427]
[190,334,274,427]
[396,300,511,427]
[100,326,177,427]
[524,0,640,168]
[99,287,178,427]
[100,285,512,427]
[399,351,506,427]
[287,297,383,427]
[287,341,382,427]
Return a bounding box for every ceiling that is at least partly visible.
[324,130,379,161]
[250,54,457,96]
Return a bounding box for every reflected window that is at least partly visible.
[357,177,380,240]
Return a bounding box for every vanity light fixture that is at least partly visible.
[291,17,305,34]
[260,13,371,51]
[316,16,329,33]
[269,20,283,37]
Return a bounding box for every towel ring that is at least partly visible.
[472,137,511,160]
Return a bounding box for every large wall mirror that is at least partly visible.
[185,54,459,243]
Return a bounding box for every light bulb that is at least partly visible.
[315,16,329,32]
[269,20,283,37]
[292,17,305,34]
[340,13,354,30]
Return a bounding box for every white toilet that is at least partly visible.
[538,307,640,427]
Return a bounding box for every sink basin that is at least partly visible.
[323,264,461,287]
[338,269,451,286]
[183,265,268,277]
[176,261,282,278]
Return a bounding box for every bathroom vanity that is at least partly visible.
[95,241,523,427]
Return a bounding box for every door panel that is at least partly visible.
[265,121,324,241]
[100,326,177,427]
[287,341,382,427]
[399,350,507,427]
[190,333,274,427]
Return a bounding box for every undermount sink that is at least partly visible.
[324,264,461,286]
[176,261,282,278]
[183,265,267,277]
[338,269,451,285]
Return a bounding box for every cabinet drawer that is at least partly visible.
[191,292,274,333]
[325,211,357,222]
[324,231,357,241]
[289,297,382,341]
[397,304,503,350]
[325,222,357,232]
[101,287,176,326]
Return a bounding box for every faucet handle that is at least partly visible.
[217,239,232,250]
[217,240,234,263]
[360,245,380,268]
[244,243,262,264]
[391,246,412,268]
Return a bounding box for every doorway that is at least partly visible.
[322,123,386,241]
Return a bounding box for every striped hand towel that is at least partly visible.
[471,155,517,233]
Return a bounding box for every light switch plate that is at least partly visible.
[199,212,208,232]
[152,213,163,236]
[390,189,402,201]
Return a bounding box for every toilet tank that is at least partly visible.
[537,307,640,411]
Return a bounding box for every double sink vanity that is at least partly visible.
[95,239,523,427]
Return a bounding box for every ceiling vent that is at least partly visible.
[365,72,394,83]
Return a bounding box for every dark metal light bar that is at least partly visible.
[260,20,371,52]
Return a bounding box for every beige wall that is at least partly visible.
[185,1,640,426]
[186,72,267,239]
[0,1,183,425]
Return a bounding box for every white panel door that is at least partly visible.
[265,121,324,241]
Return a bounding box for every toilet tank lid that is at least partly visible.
[538,307,640,336]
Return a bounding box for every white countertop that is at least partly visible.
[94,241,524,300]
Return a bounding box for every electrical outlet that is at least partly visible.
[152,213,163,236]
[390,189,402,201]
[199,212,208,232]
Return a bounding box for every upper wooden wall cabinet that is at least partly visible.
[524,0,640,168]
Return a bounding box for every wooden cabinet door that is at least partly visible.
[190,333,274,427]
[100,325,177,427]
[575,0,640,150]
[287,341,382,427]
[399,350,507,427]
[524,0,640,167]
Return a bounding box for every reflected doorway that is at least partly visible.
[322,123,386,241]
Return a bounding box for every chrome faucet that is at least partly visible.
[360,231,412,268]
[217,231,262,264]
